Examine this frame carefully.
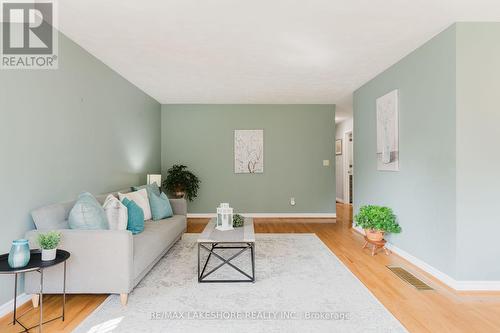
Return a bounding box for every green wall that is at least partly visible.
[161,105,336,214]
[354,23,500,282]
[0,32,161,305]
[456,23,500,280]
[353,25,458,277]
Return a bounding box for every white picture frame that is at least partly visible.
[335,139,342,155]
[376,89,399,171]
[234,129,264,174]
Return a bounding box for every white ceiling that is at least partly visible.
[58,0,500,122]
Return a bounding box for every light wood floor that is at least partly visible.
[1,204,499,332]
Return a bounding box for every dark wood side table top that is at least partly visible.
[0,249,70,274]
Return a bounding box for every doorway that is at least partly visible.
[344,131,353,205]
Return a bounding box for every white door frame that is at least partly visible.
[343,130,353,204]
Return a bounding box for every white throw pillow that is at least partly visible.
[103,195,128,230]
[118,189,152,221]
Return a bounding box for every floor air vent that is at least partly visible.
[387,266,433,290]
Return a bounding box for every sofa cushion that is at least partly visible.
[68,193,108,230]
[31,201,73,230]
[122,198,144,235]
[103,195,128,230]
[133,215,186,279]
[119,189,152,221]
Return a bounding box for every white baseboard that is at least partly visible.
[452,280,500,291]
[187,213,215,218]
[0,293,31,318]
[385,243,500,291]
[352,226,364,235]
[336,197,344,203]
[188,213,337,219]
[385,243,457,289]
[351,227,500,291]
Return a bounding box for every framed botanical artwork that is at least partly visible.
[335,139,342,155]
[234,129,264,173]
[376,89,399,171]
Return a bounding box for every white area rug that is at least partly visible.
[74,234,407,333]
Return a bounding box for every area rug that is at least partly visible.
[74,234,407,333]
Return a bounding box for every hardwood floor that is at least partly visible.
[1,204,499,332]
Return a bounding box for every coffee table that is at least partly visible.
[197,217,255,283]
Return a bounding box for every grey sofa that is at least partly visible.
[24,188,187,306]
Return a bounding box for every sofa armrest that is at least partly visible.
[169,198,187,216]
[24,229,133,294]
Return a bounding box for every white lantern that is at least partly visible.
[216,203,234,231]
[147,174,162,186]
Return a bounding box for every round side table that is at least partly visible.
[0,249,70,333]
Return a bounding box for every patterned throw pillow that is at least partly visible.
[68,192,108,230]
[102,195,128,230]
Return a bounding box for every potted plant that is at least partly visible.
[162,164,200,201]
[38,231,61,261]
[233,214,244,228]
[354,205,401,241]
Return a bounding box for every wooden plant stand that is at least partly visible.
[363,237,391,256]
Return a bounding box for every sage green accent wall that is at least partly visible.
[456,23,500,280]
[354,23,500,281]
[0,31,161,305]
[161,105,336,214]
[353,25,458,277]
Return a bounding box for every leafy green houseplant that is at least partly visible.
[162,164,200,201]
[354,205,401,241]
[38,231,61,261]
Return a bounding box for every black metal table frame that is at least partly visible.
[198,242,255,283]
[4,260,67,333]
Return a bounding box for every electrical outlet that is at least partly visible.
[290,197,295,206]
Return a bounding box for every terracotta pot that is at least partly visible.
[173,185,185,199]
[365,229,384,242]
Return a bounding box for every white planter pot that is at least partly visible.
[41,248,57,261]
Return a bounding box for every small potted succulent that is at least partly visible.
[233,214,244,228]
[38,231,61,261]
[162,164,200,201]
[354,205,401,241]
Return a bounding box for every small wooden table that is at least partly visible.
[362,237,390,256]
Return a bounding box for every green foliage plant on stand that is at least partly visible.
[354,205,401,241]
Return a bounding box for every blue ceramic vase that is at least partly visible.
[8,239,30,269]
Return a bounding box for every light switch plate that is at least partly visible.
[323,160,330,166]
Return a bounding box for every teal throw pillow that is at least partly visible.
[68,192,108,230]
[132,184,160,197]
[122,198,144,234]
[149,191,173,220]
